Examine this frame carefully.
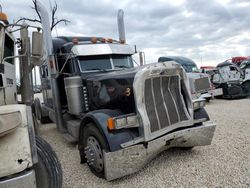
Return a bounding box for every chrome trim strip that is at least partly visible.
[151,78,161,130]
[168,76,180,121]
[179,77,191,119]
[160,76,171,126]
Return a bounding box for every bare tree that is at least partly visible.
[16,0,70,30]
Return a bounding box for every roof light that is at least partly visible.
[72,38,78,44]
[119,39,125,44]
[107,38,113,43]
[91,37,97,43]
[0,12,8,23]
[100,38,106,43]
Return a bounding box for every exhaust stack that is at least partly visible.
[36,1,66,133]
[117,9,126,43]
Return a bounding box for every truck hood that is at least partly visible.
[186,72,210,79]
[84,67,138,81]
[84,68,139,113]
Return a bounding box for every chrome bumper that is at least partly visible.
[209,88,223,97]
[0,170,36,188]
[104,122,216,181]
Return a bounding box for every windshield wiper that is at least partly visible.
[115,65,129,68]
[85,68,108,72]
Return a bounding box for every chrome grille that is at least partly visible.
[144,76,189,133]
[194,77,211,93]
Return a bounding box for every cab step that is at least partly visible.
[62,133,77,143]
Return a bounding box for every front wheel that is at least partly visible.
[82,123,109,179]
[34,135,63,188]
[33,98,51,124]
[242,81,250,96]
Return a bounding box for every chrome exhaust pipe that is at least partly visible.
[36,1,66,133]
[117,9,126,43]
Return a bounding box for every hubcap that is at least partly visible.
[84,136,104,172]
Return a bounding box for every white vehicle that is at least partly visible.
[0,6,62,188]
[240,60,250,95]
[158,56,223,101]
[212,61,245,98]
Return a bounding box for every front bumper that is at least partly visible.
[209,88,223,97]
[199,93,212,100]
[104,122,216,181]
[0,170,36,188]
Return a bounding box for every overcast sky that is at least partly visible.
[2,0,250,67]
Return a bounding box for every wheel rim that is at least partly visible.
[84,136,104,173]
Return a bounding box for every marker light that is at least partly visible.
[120,39,125,44]
[100,38,106,43]
[72,38,78,44]
[0,12,8,23]
[107,118,115,131]
[91,37,97,43]
[107,38,113,43]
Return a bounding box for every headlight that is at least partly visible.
[0,111,21,137]
[107,114,138,130]
[193,99,206,110]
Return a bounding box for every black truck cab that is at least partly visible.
[40,36,136,113]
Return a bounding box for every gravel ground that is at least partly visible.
[40,98,250,188]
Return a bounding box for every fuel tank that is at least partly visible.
[84,68,139,114]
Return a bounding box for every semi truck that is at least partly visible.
[0,6,62,188]
[158,56,223,101]
[34,2,216,181]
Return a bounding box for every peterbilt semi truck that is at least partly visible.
[158,56,223,101]
[34,2,216,181]
[0,6,62,188]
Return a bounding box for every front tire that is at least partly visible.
[34,135,63,188]
[242,81,250,96]
[33,98,51,124]
[82,123,109,179]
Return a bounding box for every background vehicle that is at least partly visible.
[200,66,217,76]
[240,59,250,95]
[0,6,62,188]
[34,2,216,181]
[212,60,249,98]
[231,56,249,66]
[158,56,223,101]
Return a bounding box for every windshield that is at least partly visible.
[78,54,133,72]
[4,33,14,64]
[112,54,133,68]
[182,64,198,72]
[78,55,112,71]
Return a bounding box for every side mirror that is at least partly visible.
[31,31,43,66]
[32,31,43,56]
[0,73,6,88]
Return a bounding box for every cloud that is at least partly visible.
[2,0,250,67]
